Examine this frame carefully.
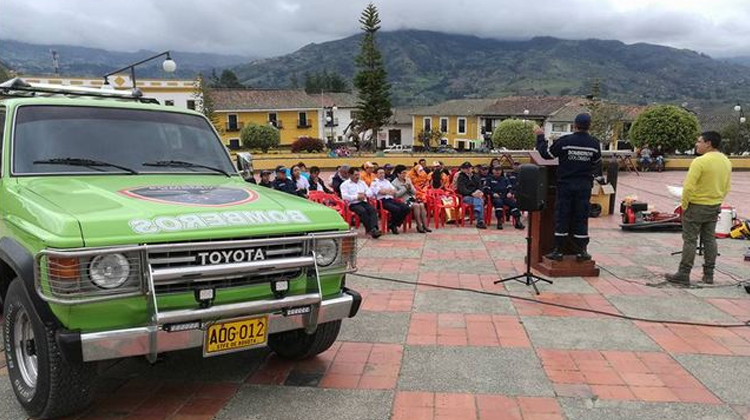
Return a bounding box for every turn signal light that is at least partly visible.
[48,257,80,280]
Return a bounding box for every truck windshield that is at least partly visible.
[13,105,236,176]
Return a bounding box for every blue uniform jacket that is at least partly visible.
[536,132,602,187]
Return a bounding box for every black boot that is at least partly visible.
[545,248,563,261]
[576,250,592,261]
[514,218,525,230]
[496,221,504,230]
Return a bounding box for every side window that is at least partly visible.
[0,109,5,174]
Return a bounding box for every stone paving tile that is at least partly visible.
[398,346,554,395]
[675,354,750,405]
[584,276,669,296]
[635,321,750,355]
[406,314,530,347]
[538,350,721,404]
[417,272,505,292]
[707,298,750,320]
[362,247,423,259]
[0,367,26,420]
[559,398,742,420]
[360,290,415,312]
[248,342,403,391]
[413,289,517,314]
[357,258,421,273]
[392,391,564,420]
[522,317,661,351]
[513,293,619,317]
[216,385,393,420]
[348,272,418,291]
[419,258,499,274]
[339,311,410,343]
[607,295,739,323]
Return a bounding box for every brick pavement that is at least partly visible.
[2,172,750,420]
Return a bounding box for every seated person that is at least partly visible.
[392,164,431,233]
[383,164,397,182]
[272,167,304,197]
[360,161,377,186]
[331,164,350,196]
[484,166,524,230]
[291,165,310,198]
[258,170,273,188]
[456,161,487,229]
[652,145,665,171]
[370,167,411,234]
[638,144,653,170]
[340,167,382,238]
[430,161,450,189]
[309,166,333,193]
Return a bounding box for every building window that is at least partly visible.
[457,118,467,135]
[268,112,278,123]
[227,114,239,132]
[164,100,175,106]
[298,112,309,128]
[440,137,449,146]
[440,117,448,133]
[552,123,569,132]
[228,139,241,150]
[187,100,196,110]
[423,117,432,132]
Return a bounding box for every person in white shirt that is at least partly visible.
[291,165,310,197]
[340,167,382,238]
[370,168,411,234]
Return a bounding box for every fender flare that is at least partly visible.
[0,237,59,326]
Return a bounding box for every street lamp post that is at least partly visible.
[324,105,337,147]
[735,104,746,150]
[103,51,177,91]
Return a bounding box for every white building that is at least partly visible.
[22,75,199,110]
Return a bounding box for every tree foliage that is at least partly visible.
[210,69,244,88]
[628,105,700,153]
[492,119,537,150]
[303,70,350,93]
[353,3,392,149]
[193,74,218,130]
[240,123,280,153]
[417,129,443,151]
[719,121,750,155]
[291,136,326,153]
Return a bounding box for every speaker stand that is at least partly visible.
[495,211,552,295]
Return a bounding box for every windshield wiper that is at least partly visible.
[33,158,139,174]
[142,160,232,177]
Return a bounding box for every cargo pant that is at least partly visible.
[679,203,721,274]
[554,184,592,251]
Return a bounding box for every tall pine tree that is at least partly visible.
[353,3,392,148]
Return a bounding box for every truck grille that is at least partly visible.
[147,238,309,294]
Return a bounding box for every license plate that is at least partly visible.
[203,316,268,356]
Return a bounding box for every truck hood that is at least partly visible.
[19,175,347,246]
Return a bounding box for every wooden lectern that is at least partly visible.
[528,151,600,277]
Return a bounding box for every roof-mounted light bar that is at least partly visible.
[0,77,156,103]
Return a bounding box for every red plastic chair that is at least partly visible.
[426,188,460,229]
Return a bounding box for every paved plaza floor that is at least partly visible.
[2,171,750,420]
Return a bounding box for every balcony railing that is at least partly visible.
[297,119,312,128]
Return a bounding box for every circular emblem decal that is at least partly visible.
[121,185,258,207]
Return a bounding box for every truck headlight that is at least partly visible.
[314,239,339,267]
[89,253,131,289]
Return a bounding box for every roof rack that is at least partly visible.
[0,78,159,104]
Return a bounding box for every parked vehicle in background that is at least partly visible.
[383,144,413,153]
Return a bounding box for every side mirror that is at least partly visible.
[236,152,254,182]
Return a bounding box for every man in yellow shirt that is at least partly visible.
[666,131,732,285]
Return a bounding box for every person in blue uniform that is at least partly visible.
[272,167,304,197]
[484,165,525,230]
[535,114,602,261]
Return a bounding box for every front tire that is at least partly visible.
[3,279,95,419]
[268,320,341,360]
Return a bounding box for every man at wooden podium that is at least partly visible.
[534,114,603,261]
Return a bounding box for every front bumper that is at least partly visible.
[61,289,361,362]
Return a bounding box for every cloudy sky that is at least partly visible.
[2,0,750,58]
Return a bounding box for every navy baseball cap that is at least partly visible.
[575,113,592,129]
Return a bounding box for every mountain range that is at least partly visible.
[233,30,750,107]
[2,31,750,109]
[0,39,253,79]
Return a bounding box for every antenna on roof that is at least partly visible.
[50,50,60,75]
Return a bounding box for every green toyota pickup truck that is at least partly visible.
[0,79,360,418]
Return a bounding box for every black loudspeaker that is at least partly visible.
[517,164,548,211]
